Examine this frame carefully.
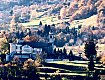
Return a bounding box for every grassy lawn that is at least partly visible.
[38,66,76,73]
[20,15,70,27]
[38,72,87,76]
[37,61,89,78]
[21,16,59,27]
[38,66,88,73]
[47,61,88,67]
[38,61,104,79]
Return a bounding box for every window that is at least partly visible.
[50,35,52,38]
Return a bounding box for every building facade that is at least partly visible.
[7,32,55,61]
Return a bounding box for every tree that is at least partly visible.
[44,24,48,36]
[65,26,69,33]
[78,25,82,29]
[59,49,62,53]
[68,2,70,6]
[10,10,13,16]
[47,25,51,35]
[100,55,105,64]
[23,58,40,79]
[84,39,97,59]
[16,30,24,39]
[35,54,43,66]
[0,38,9,54]
[62,47,67,58]
[0,38,9,62]
[63,47,67,54]
[39,21,42,26]
[37,30,42,36]
[44,24,51,36]
[92,26,95,30]
[56,48,60,59]
[24,35,39,42]
[52,24,55,27]
[63,3,66,5]
[88,56,94,71]
[54,48,59,59]
[68,50,74,60]
[69,50,73,56]
[54,48,57,54]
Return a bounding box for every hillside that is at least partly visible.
[69,0,105,20]
[70,15,97,28]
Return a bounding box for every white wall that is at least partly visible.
[22,45,33,54]
[16,44,22,53]
[9,43,16,53]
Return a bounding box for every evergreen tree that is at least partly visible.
[54,48,56,54]
[59,49,63,59]
[59,49,62,55]
[88,56,94,71]
[52,24,55,27]
[65,26,69,33]
[68,2,70,6]
[39,21,42,26]
[57,48,60,59]
[16,31,20,39]
[63,47,67,54]
[44,24,51,36]
[10,10,13,16]
[68,50,74,60]
[78,25,82,29]
[44,24,48,36]
[69,50,73,57]
[62,47,67,58]
[92,26,95,30]
[84,39,97,59]
[47,25,51,34]
[20,30,24,39]
[58,48,60,53]
[37,30,42,35]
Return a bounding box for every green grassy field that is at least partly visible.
[20,16,70,28]
[38,61,105,80]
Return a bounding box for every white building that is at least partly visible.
[8,32,55,61]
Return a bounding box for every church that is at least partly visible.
[6,32,55,61]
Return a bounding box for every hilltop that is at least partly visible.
[68,0,104,20]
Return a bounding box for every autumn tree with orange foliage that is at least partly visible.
[69,0,105,21]
[100,55,105,65]
[24,35,39,42]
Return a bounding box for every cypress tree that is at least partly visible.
[85,38,96,71]
[84,39,96,59]
[69,50,74,60]
[62,47,67,58]
[54,48,56,54]
[39,21,42,26]
[63,47,67,55]
[88,56,94,71]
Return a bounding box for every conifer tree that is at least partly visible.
[84,38,96,71]
[39,21,42,26]
[84,39,96,59]
[88,56,94,71]
[62,47,67,58]
[68,50,74,60]
[54,48,56,54]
